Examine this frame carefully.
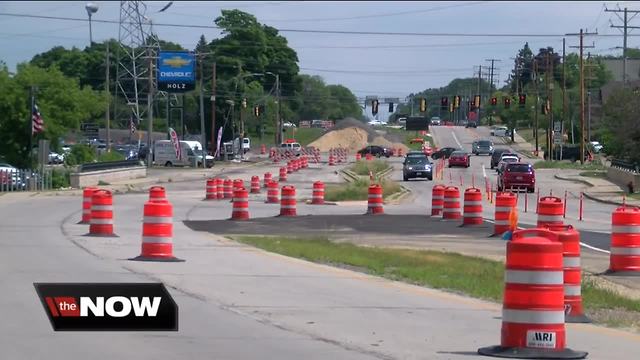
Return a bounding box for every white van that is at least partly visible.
[242,138,251,154]
[153,140,214,167]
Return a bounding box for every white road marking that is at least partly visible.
[482,164,487,178]
[580,242,611,254]
[451,131,462,148]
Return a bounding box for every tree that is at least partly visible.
[326,85,362,121]
[602,88,640,161]
[509,42,534,93]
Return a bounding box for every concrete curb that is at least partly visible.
[553,173,595,187]
[582,191,637,207]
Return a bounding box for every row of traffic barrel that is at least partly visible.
[80,186,183,262]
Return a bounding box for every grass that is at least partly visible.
[349,159,390,176]
[579,171,607,178]
[234,236,640,329]
[629,192,640,200]
[324,178,402,202]
[283,127,325,146]
[519,128,548,150]
[534,160,606,170]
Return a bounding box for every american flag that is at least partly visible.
[32,104,44,135]
[130,117,136,134]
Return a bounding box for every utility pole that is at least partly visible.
[276,74,282,145]
[606,6,640,87]
[567,29,597,165]
[476,65,482,124]
[533,59,539,155]
[485,59,500,126]
[211,62,217,158]
[561,38,566,161]
[105,42,111,152]
[198,54,206,168]
[546,51,554,161]
[146,46,154,168]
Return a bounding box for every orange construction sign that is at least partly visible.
[508,207,518,232]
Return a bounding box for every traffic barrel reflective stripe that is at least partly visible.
[250,176,261,194]
[205,179,217,200]
[266,180,280,204]
[609,206,640,274]
[279,167,288,182]
[88,190,117,237]
[149,186,167,203]
[216,178,224,199]
[329,154,336,166]
[494,192,517,236]
[287,161,294,173]
[280,186,297,216]
[233,179,244,190]
[431,185,445,216]
[545,224,591,323]
[231,188,250,220]
[442,186,461,220]
[366,184,384,215]
[537,196,565,228]
[463,187,483,225]
[223,179,233,199]
[130,200,183,262]
[312,181,325,205]
[260,144,266,154]
[79,187,99,224]
[264,172,272,188]
[478,229,587,358]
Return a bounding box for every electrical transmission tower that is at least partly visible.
[115,1,161,135]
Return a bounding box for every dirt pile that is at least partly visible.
[308,118,409,152]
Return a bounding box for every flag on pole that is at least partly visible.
[168,127,181,160]
[130,117,136,134]
[32,104,44,135]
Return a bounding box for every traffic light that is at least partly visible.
[504,97,511,109]
[474,95,481,109]
[490,97,497,106]
[440,96,448,110]
[453,95,461,109]
[419,98,427,112]
[254,105,260,117]
[518,94,526,108]
[389,102,394,113]
[371,100,379,115]
[242,98,247,108]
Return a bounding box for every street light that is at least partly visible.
[85,2,98,45]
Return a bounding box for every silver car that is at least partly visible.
[472,140,494,155]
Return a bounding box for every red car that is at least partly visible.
[448,151,470,168]
[422,144,433,156]
[498,162,536,193]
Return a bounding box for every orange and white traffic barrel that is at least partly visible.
[537,196,564,228]
[279,166,288,182]
[312,181,325,205]
[293,159,300,172]
[264,172,272,188]
[366,184,384,215]
[266,180,280,204]
[130,199,183,262]
[478,229,587,358]
[365,153,373,161]
[250,176,261,194]
[356,153,362,161]
[546,224,591,323]
[149,185,167,203]
[397,148,403,157]
[280,185,297,216]
[87,189,117,237]
[205,178,217,200]
[607,206,640,275]
[233,179,244,190]
[260,144,266,154]
[287,160,294,173]
[216,178,224,199]
[463,187,483,225]
[494,192,517,236]
[223,179,233,199]
[442,186,461,220]
[231,187,250,220]
[79,186,99,224]
[329,154,336,166]
[431,185,445,216]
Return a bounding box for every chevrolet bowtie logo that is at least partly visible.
[162,56,191,68]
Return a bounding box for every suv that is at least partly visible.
[491,126,509,137]
[465,121,478,128]
[472,140,494,155]
[498,162,535,193]
[403,152,432,181]
[490,148,514,169]
[496,155,520,174]
[357,145,393,158]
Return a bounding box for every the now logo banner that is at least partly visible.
[34,283,178,331]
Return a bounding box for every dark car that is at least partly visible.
[448,151,470,168]
[357,145,393,158]
[490,148,513,169]
[431,147,460,160]
[403,152,432,181]
[472,139,494,155]
[465,121,478,128]
[498,162,536,193]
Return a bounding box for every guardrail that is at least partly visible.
[611,158,639,173]
[78,160,143,173]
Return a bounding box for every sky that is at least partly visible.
[0,0,637,120]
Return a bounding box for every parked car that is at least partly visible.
[403,152,432,181]
[490,148,515,169]
[48,152,65,164]
[491,126,512,137]
[590,141,604,154]
[496,155,520,174]
[283,122,297,128]
[448,151,470,168]
[431,146,460,160]
[280,141,302,156]
[498,162,536,193]
[472,140,494,155]
[357,145,393,158]
[465,121,478,128]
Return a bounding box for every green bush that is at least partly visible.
[64,144,96,166]
[350,160,390,176]
[97,151,125,162]
[51,168,71,188]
